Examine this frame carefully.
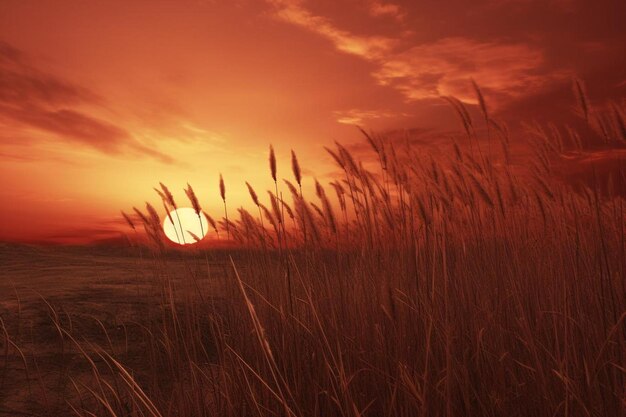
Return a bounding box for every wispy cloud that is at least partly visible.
[373,37,568,104]
[334,108,410,125]
[266,0,397,60]
[367,1,405,21]
[0,42,98,106]
[265,1,569,108]
[0,41,173,163]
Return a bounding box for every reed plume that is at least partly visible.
[121,211,135,230]
[163,201,181,244]
[219,174,226,201]
[159,182,177,209]
[187,230,202,243]
[291,150,301,187]
[269,145,284,243]
[261,204,279,238]
[329,181,346,212]
[157,182,185,244]
[220,173,229,239]
[310,202,324,221]
[283,179,299,198]
[334,141,358,175]
[284,179,304,240]
[132,207,150,227]
[268,191,283,226]
[203,211,219,238]
[573,77,590,122]
[185,183,204,239]
[279,197,294,220]
[471,79,489,123]
[154,187,167,204]
[269,145,277,182]
[245,181,266,235]
[359,126,379,154]
[246,182,260,207]
[145,202,161,230]
[143,202,165,249]
[315,180,337,235]
[294,196,319,244]
[324,146,344,169]
[185,183,201,215]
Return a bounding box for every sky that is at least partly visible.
[0,0,624,244]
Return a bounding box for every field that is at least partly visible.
[1,91,625,417]
[0,245,222,413]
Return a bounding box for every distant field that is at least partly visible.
[0,244,224,415]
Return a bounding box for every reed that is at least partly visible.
[185,183,204,239]
[157,183,186,244]
[291,150,302,190]
[5,81,625,417]
[121,211,136,230]
[220,173,229,239]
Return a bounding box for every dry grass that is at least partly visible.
[1,84,625,417]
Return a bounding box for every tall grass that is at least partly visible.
[2,83,625,417]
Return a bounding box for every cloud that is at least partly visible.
[334,108,409,125]
[0,105,174,163]
[265,0,397,60]
[367,1,405,21]
[1,105,126,152]
[373,37,568,104]
[0,41,172,163]
[0,41,98,106]
[264,2,568,109]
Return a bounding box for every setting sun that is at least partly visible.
[162,207,208,245]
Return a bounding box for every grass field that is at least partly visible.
[0,244,226,414]
[1,87,625,417]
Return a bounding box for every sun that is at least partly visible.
[162,207,209,245]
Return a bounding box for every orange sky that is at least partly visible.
[0,0,624,243]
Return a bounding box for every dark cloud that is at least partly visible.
[0,41,172,163]
[0,104,173,163]
[372,37,564,104]
[0,105,128,152]
[276,0,624,113]
[0,41,98,106]
[409,0,625,104]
